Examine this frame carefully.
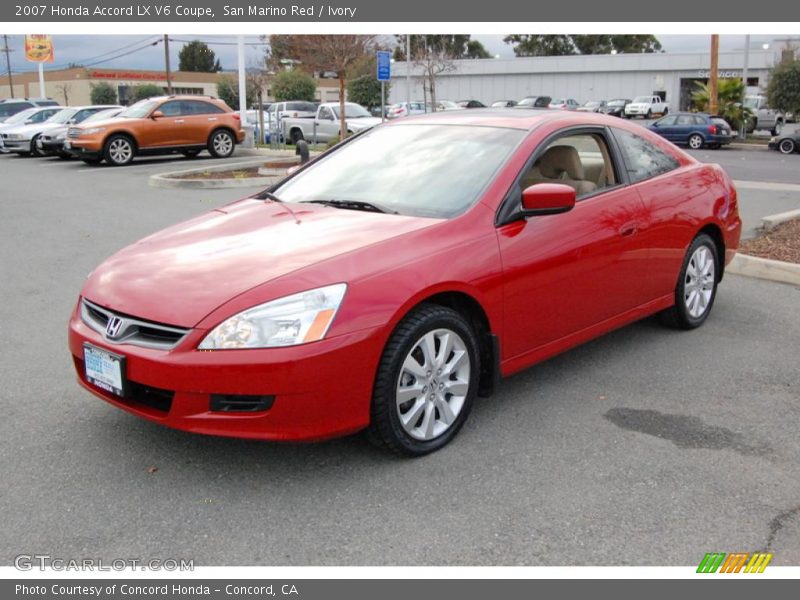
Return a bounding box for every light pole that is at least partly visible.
[1,35,13,98]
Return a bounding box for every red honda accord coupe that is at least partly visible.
[68,109,741,456]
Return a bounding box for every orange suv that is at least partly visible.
[66,95,245,166]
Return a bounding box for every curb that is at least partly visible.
[762,208,800,231]
[727,253,800,286]
[149,158,282,189]
[728,143,770,152]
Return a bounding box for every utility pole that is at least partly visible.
[406,34,411,109]
[2,34,14,98]
[163,34,172,94]
[741,34,750,139]
[709,34,719,115]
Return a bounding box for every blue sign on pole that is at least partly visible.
[376,51,391,82]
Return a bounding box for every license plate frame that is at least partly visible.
[83,343,127,397]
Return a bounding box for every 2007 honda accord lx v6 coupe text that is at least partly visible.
[68,109,741,456]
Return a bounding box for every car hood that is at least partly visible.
[41,125,68,138]
[71,116,140,131]
[346,117,382,130]
[82,198,438,328]
[4,121,64,135]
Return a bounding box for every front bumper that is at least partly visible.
[38,137,67,154]
[68,302,383,441]
[3,138,32,152]
[624,107,650,116]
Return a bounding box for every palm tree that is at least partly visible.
[691,78,752,131]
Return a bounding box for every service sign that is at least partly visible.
[24,34,54,63]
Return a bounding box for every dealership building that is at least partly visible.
[389,49,786,110]
[0,66,344,106]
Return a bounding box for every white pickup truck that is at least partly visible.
[624,95,669,119]
[281,102,382,144]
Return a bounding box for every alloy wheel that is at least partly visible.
[684,246,715,319]
[108,138,133,164]
[688,134,703,149]
[779,139,795,155]
[395,328,470,441]
[212,132,233,156]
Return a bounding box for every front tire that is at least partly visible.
[208,129,235,158]
[30,135,45,157]
[778,139,796,154]
[659,234,719,330]
[646,109,652,119]
[772,120,783,136]
[367,304,480,457]
[103,134,135,166]
[688,133,704,150]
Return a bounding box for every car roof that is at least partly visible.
[387,107,623,131]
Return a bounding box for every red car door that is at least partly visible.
[496,128,652,367]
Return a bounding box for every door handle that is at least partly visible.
[174,119,185,124]
[208,117,218,121]
[619,222,639,237]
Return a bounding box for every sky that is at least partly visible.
[1,34,792,75]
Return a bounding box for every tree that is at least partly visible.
[503,35,575,57]
[178,40,221,72]
[90,81,117,105]
[393,35,492,60]
[131,84,165,102]
[268,35,375,140]
[412,42,457,110]
[504,34,662,56]
[692,78,751,130]
[56,82,71,105]
[271,69,316,102]
[347,74,388,110]
[767,59,800,116]
[216,74,259,109]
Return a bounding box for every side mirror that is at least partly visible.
[151,110,165,119]
[521,183,576,216]
[67,118,76,124]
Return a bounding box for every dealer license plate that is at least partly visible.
[83,343,126,397]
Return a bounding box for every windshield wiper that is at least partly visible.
[260,191,283,202]
[305,199,397,214]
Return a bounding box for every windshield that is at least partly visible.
[608,99,627,106]
[0,104,30,118]
[3,108,38,124]
[633,96,651,103]
[274,124,525,219]
[83,108,122,123]
[119,100,160,118]
[47,108,79,124]
[331,104,371,119]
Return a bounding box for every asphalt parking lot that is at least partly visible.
[1,147,799,566]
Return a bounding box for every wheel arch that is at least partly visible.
[697,222,726,282]
[209,125,237,143]
[102,130,138,152]
[383,288,500,398]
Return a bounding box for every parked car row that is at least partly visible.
[0,95,245,166]
[0,97,60,123]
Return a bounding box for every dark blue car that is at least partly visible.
[649,113,734,150]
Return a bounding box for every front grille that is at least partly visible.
[81,298,190,350]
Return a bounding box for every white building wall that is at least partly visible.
[389,50,777,110]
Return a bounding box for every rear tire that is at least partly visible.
[103,134,136,166]
[688,134,704,150]
[659,233,719,330]
[208,129,235,158]
[778,139,796,154]
[367,304,480,457]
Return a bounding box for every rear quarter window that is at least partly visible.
[612,128,680,184]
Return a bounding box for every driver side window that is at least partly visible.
[519,132,618,200]
[318,107,333,120]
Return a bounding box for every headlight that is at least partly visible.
[55,133,66,140]
[81,127,106,135]
[198,283,347,350]
[7,133,23,140]
[770,137,777,143]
